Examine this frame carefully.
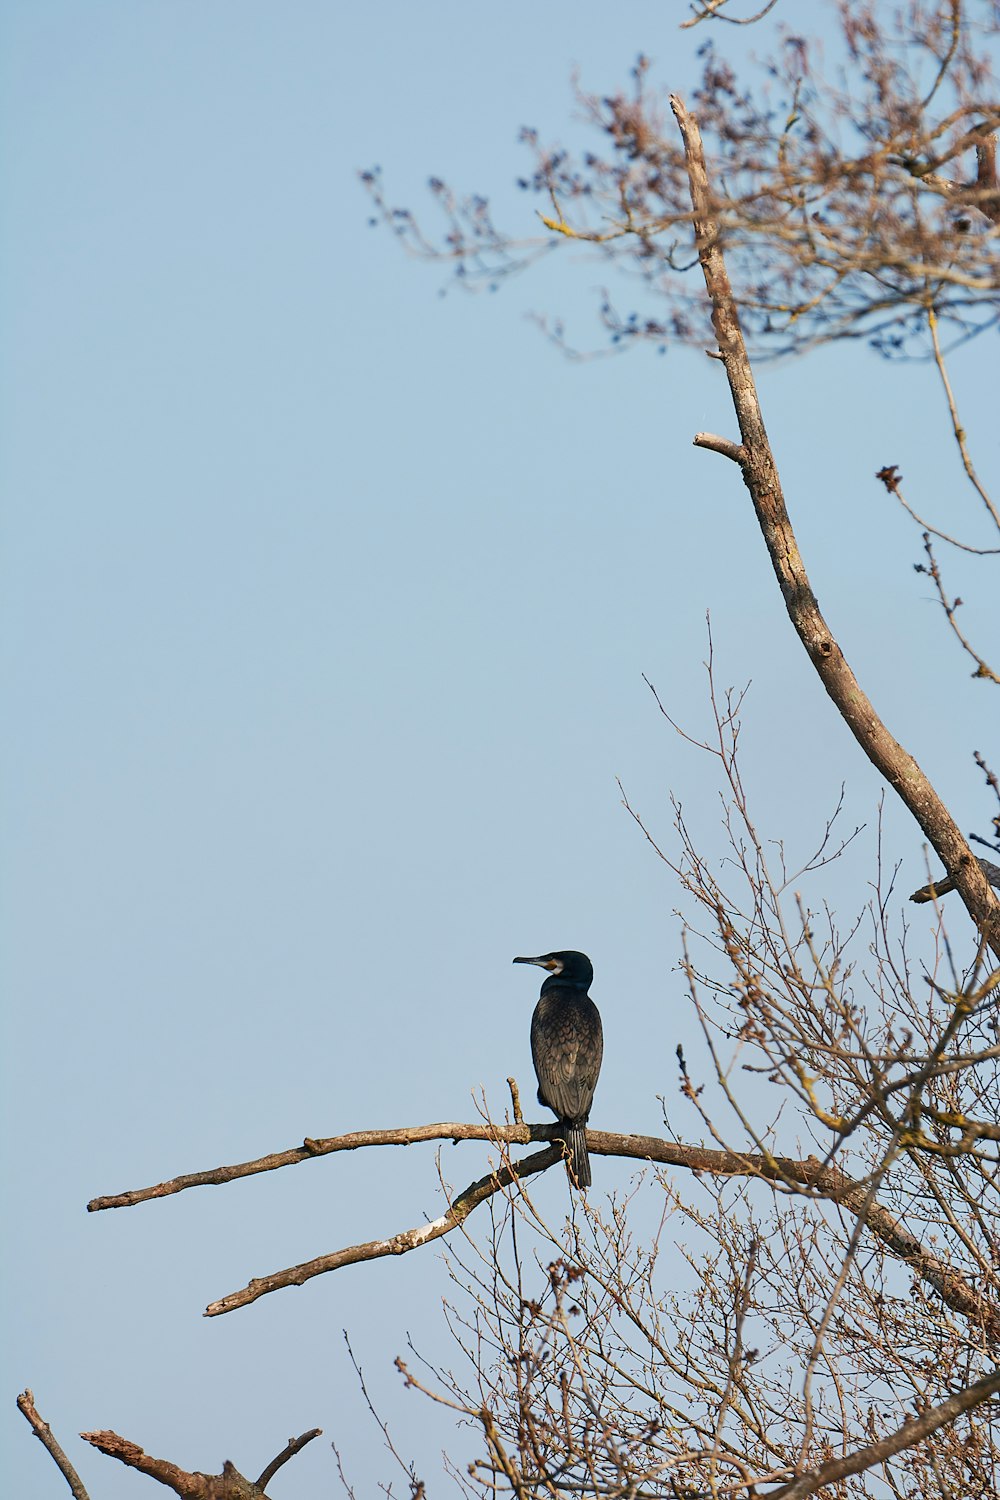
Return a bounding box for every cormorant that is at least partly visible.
[513,950,603,1189]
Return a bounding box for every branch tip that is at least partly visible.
[694,432,747,464]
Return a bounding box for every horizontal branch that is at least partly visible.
[89,1122,876,1214]
[136,1118,1000,1339]
[88,1121,555,1212]
[694,430,747,464]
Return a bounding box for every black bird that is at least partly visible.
[513,950,603,1189]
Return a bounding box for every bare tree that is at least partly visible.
[364,0,1000,665]
[19,3,1000,1496]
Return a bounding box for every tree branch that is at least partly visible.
[767,1366,1000,1500]
[926,305,1000,532]
[80,1427,319,1499]
[88,1120,552,1212]
[255,1430,322,1491]
[80,1431,252,1499]
[694,430,747,464]
[16,1390,91,1500]
[130,1119,999,1340]
[204,1145,562,1316]
[914,530,1000,683]
[670,92,1000,958]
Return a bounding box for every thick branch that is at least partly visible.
[80,1432,258,1499]
[17,1390,91,1500]
[165,1121,1000,1340]
[670,93,1000,958]
[79,1429,318,1500]
[767,1366,1000,1500]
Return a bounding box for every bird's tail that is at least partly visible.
[562,1123,591,1190]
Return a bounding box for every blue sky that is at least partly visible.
[3,4,997,1496]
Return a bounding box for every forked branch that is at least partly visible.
[16,1393,322,1500]
[80,1428,322,1499]
[87,1116,1000,1334]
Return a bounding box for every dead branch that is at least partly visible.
[156,1120,1000,1340]
[80,1427,320,1499]
[670,91,1000,958]
[255,1431,322,1492]
[874,462,1000,555]
[693,430,747,464]
[204,1144,561,1315]
[16,1390,91,1500]
[81,1432,258,1499]
[87,1120,548,1212]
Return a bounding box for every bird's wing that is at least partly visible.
[532,1000,603,1122]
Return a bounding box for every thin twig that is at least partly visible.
[914,531,1000,682]
[875,462,1000,554]
[255,1430,322,1491]
[927,304,1000,531]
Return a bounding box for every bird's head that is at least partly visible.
[513,951,594,988]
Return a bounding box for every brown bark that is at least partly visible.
[108,1120,993,1343]
[87,1119,550,1213]
[670,93,1000,960]
[204,1145,562,1315]
[79,1428,321,1499]
[80,1433,259,1500]
[17,1390,91,1500]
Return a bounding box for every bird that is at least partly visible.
[910,856,1000,904]
[513,950,603,1189]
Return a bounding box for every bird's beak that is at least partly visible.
[513,954,557,970]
